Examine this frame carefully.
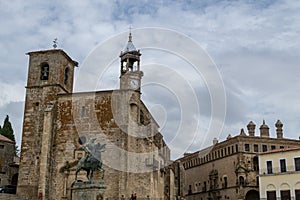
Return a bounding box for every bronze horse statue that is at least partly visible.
[75,141,105,182]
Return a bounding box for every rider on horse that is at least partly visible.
[75,137,106,182]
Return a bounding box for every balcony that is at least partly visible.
[260,165,300,176]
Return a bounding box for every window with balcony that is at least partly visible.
[253,156,259,171]
[244,144,250,152]
[271,145,276,150]
[263,145,268,152]
[254,144,258,152]
[267,161,273,174]
[280,159,287,173]
[295,157,300,171]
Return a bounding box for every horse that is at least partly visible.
[75,144,105,182]
[74,156,104,181]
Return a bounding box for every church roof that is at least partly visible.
[0,134,14,143]
[123,32,136,53]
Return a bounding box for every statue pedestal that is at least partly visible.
[71,181,106,200]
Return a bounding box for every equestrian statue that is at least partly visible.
[75,138,105,182]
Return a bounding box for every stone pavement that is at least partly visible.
[0,193,21,200]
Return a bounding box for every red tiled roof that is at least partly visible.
[0,134,14,143]
[259,146,300,155]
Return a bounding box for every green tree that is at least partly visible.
[0,115,18,155]
[0,115,15,142]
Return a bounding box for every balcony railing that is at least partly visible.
[259,165,300,175]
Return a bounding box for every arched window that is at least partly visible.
[239,176,245,186]
[40,62,49,80]
[64,67,70,84]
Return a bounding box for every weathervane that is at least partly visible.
[128,25,132,42]
[53,38,58,49]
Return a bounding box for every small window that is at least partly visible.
[0,145,4,149]
[239,176,245,186]
[40,62,49,80]
[267,161,273,174]
[280,159,287,173]
[81,106,86,118]
[64,67,70,85]
[223,177,228,188]
[262,145,268,152]
[253,156,259,171]
[280,146,284,149]
[254,144,259,152]
[295,157,300,171]
[140,111,144,124]
[245,144,250,152]
[188,185,192,194]
[271,145,276,150]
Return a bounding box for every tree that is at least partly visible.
[0,115,15,142]
[0,115,18,155]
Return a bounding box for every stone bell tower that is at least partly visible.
[17,49,78,199]
[119,32,143,93]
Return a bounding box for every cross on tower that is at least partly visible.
[128,25,132,42]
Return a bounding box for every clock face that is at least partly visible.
[130,79,139,89]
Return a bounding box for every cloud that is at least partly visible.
[1,0,300,159]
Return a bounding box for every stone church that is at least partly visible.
[17,33,171,200]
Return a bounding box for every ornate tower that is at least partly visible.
[247,121,256,136]
[275,119,283,138]
[17,49,77,199]
[119,32,143,93]
[259,120,270,137]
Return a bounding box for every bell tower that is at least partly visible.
[119,32,143,92]
[18,48,78,199]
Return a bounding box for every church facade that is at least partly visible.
[17,34,171,200]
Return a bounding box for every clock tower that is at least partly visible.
[119,32,143,92]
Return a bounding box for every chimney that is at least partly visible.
[275,120,283,138]
[213,138,218,145]
[260,120,270,137]
[247,121,256,136]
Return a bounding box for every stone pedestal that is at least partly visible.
[71,181,105,200]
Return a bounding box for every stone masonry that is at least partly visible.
[17,35,171,200]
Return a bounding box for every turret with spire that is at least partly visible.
[275,119,283,138]
[260,120,270,137]
[247,121,256,136]
[119,30,143,92]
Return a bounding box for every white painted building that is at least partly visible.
[258,146,300,200]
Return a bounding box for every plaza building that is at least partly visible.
[174,120,300,200]
[258,146,300,200]
[0,134,19,186]
[17,33,171,200]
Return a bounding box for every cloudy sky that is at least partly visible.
[1,0,300,159]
